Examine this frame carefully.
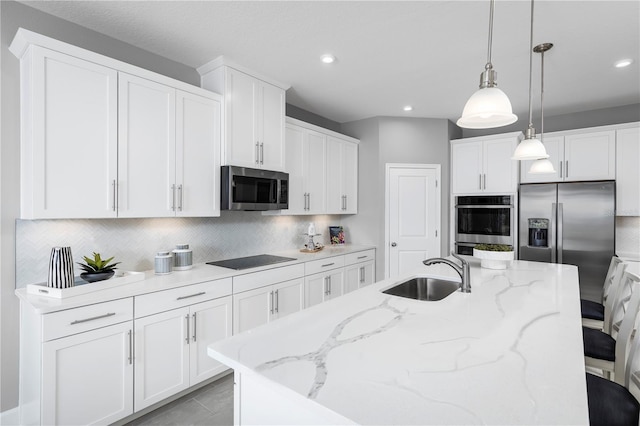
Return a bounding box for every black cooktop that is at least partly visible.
[206,254,296,270]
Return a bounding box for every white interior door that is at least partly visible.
[386,164,440,279]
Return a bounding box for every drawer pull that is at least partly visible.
[357,255,368,260]
[321,263,335,268]
[70,312,116,325]
[176,291,206,301]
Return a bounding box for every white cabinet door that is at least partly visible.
[176,90,221,217]
[259,81,286,171]
[451,141,483,194]
[306,131,327,214]
[189,296,232,385]
[483,137,518,193]
[233,286,271,334]
[224,68,258,167]
[23,46,118,219]
[345,260,376,294]
[305,270,344,308]
[272,278,304,320]
[616,127,640,216]
[564,130,616,181]
[520,136,563,183]
[134,307,190,411]
[284,125,307,214]
[327,137,358,213]
[42,322,133,425]
[118,73,176,218]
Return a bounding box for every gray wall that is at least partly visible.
[462,103,640,138]
[286,104,343,133]
[341,117,453,280]
[1,0,201,411]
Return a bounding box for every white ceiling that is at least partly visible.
[20,0,640,125]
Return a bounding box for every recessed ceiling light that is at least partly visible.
[403,106,413,112]
[615,59,634,68]
[320,54,335,64]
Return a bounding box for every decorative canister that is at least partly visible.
[47,246,74,289]
[154,251,173,275]
[172,244,193,271]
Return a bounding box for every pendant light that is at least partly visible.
[529,43,556,174]
[511,0,550,161]
[457,0,517,129]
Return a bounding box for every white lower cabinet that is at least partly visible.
[42,321,134,425]
[133,286,232,411]
[305,269,344,307]
[344,260,375,294]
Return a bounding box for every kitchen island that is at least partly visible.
[207,258,589,425]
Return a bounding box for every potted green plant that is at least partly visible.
[77,252,121,283]
[473,244,514,269]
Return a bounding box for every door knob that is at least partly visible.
[391,242,397,247]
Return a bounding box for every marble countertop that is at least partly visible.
[16,244,374,314]
[208,258,589,425]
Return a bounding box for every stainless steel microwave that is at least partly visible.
[221,166,289,211]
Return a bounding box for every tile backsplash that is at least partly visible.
[16,213,342,288]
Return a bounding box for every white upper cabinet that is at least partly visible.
[616,125,640,216]
[11,28,222,219]
[118,73,176,218]
[520,129,616,183]
[327,137,358,214]
[451,133,520,194]
[283,123,327,214]
[16,46,118,219]
[199,59,287,171]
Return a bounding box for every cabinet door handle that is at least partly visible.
[128,329,133,365]
[178,184,183,211]
[328,276,332,295]
[177,291,206,301]
[70,312,115,325]
[565,161,569,178]
[260,143,264,165]
[270,291,274,314]
[307,193,311,211]
[192,312,197,342]
[255,142,260,164]
[323,276,329,295]
[483,174,486,190]
[479,174,482,190]
[171,184,176,211]
[559,161,563,178]
[274,289,279,313]
[360,266,365,283]
[112,180,117,212]
[185,314,190,344]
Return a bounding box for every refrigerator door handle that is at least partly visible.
[551,203,557,263]
[557,203,564,264]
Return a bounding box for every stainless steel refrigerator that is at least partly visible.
[519,181,615,301]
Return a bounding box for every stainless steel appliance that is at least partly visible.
[221,166,289,211]
[519,181,615,301]
[207,254,296,270]
[454,195,515,255]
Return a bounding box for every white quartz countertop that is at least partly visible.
[208,258,589,425]
[15,245,374,314]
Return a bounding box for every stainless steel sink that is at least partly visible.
[382,277,460,301]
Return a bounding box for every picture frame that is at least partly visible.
[329,226,345,245]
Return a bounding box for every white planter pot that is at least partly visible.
[473,248,514,270]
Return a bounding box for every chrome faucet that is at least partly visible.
[422,252,471,293]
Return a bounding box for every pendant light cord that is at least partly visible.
[527,0,535,129]
[540,49,545,143]
[486,0,495,68]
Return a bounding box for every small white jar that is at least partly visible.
[172,244,193,271]
[154,251,173,275]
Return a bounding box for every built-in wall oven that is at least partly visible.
[454,195,515,255]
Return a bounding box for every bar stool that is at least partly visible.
[583,272,640,383]
[582,256,626,330]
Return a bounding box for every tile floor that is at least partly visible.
[125,374,233,426]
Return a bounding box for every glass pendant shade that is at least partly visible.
[529,157,556,174]
[511,131,549,160]
[457,87,518,129]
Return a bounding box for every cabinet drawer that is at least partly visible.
[233,264,304,294]
[135,278,232,318]
[43,298,133,341]
[305,255,345,275]
[344,249,375,266]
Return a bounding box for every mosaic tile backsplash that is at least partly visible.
[16,213,342,288]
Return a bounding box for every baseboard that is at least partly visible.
[0,406,19,426]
